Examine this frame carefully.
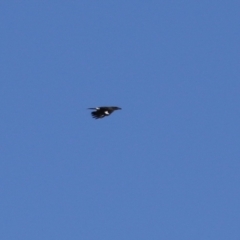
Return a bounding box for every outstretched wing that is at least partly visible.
[91,109,106,119]
[88,107,118,119]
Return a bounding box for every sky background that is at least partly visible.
[1,1,240,239]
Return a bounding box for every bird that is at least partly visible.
[88,106,122,119]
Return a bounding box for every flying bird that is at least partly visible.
[88,106,122,119]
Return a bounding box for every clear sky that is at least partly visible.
[1,1,239,239]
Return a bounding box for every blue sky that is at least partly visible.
[1,1,239,239]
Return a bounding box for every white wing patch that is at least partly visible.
[105,111,109,115]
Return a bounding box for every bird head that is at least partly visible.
[113,107,121,110]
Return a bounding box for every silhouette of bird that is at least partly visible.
[88,106,122,119]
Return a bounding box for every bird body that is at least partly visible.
[88,106,121,119]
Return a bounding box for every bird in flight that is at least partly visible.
[88,106,122,119]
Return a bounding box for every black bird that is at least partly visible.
[88,106,121,119]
